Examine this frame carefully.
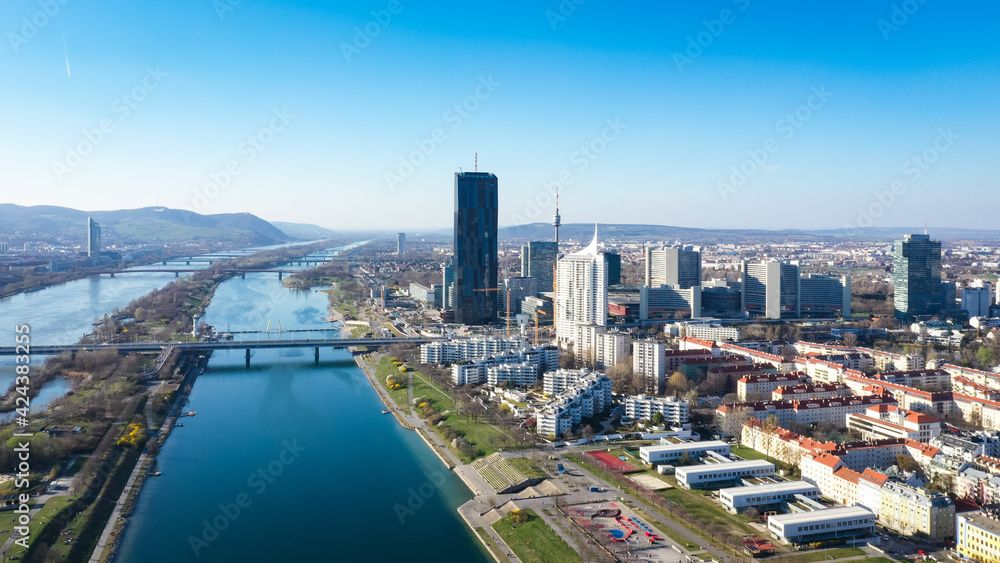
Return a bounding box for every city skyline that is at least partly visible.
[2,1,997,231]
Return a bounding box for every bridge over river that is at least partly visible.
[0,336,442,368]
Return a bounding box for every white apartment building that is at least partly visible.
[420,337,528,364]
[555,232,608,347]
[624,395,689,424]
[633,339,667,395]
[535,372,613,437]
[487,363,540,387]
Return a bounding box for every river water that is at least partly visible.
[108,255,490,561]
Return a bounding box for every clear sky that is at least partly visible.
[2,1,997,232]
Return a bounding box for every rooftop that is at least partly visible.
[719,480,818,497]
[769,505,874,526]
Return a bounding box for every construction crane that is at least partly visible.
[533,309,547,346]
[474,287,513,336]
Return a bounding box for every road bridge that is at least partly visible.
[0,336,442,368]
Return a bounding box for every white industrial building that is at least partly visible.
[718,480,819,514]
[766,506,875,544]
[624,395,689,424]
[677,459,775,490]
[639,440,730,466]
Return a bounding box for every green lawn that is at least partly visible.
[507,457,548,479]
[730,444,771,461]
[657,477,757,536]
[434,411,512,460]
[4,495,78,560]
[374,356,411,413]
[491,510,580,563]
[771,547,865,563]
[66,455,90,476]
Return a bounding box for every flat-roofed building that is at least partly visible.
[676,459,774,490]
[719,481,819,514]
[639,440,729,466]
[738,373,809,401]
[766,506,875,545]
[957,513,1000,563]
[625,395,689,424]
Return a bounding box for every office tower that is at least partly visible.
[503,277,537,320]
[644,245,701,289]
[639,285,701,319]
[742,260,801,319]
[893,234,942,321]
[555,228,608,346]
[962,280,993,317]
[941,281,957,311]
[442,257,455,310]
[520,241,558,293]
[633,339,667,395]
[602,251,622,285]
[453,171,498,325]
[87,217,101,257]
[800,274,852,319]
[397,233,406,255]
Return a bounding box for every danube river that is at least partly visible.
[115,265,490,560]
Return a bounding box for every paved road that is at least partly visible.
[0,454,79,559]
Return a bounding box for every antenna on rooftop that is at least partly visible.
[475,152,478,172]
[924,220,928,235]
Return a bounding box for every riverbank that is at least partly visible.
[350,348,519,562]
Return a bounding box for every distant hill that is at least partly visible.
[500,223,1000,244]
[270,221,339,240]
[0,205,290,245]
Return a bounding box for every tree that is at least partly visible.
[721,393,739,405]
[976,346,996,368]
[896,454,920,473]
[666,372,690,395]
[722,407,753,438]
[677,451,692,466]
[509,509,530,524]
[651,412,665,425]
[744,506,762,521]
[582,424,595,439]
[842,332,858,348]
[606,362,637,395]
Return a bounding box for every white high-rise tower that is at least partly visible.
[555,225,607,347]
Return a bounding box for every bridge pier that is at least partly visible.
[186,261,191,265]
[241,272,246,279]
[175,272,180,277]
[109,273,115,278]
[246,349,251,368]
[278,272,283,280]
[314,347,319,365]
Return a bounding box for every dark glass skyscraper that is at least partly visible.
[893,234,942,321]
[453,171,498,324]
[520,241,557,293]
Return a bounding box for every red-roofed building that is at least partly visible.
[847,404,941,443]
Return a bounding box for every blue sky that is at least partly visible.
[2,0,997,231]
